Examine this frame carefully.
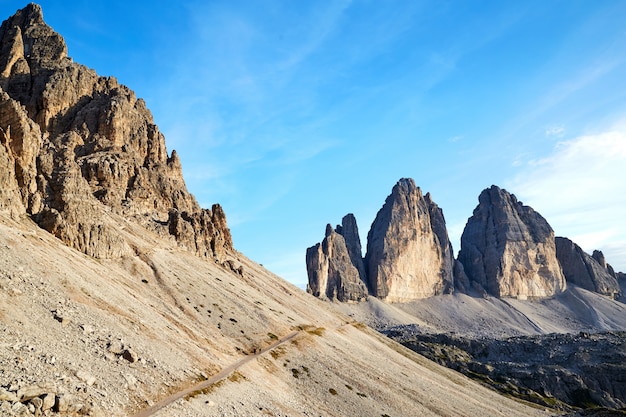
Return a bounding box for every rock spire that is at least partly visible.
[365,178,454,301]
[306,217,368,302]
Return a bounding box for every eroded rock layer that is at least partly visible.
[0,4,231,259]
[457,185,565,299]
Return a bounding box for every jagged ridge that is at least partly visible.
[0,4,231,260]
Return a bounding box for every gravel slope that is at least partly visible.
[0,214,550,416]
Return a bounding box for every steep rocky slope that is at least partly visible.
[0,3,230,261]
[0,4,551,417]
[0,214,549,417]
[457,185,566,299]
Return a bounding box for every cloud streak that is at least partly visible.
[508,129,626,271]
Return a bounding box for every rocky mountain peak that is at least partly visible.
[0,4,232,260]
[458,185,566,298]
[305,217,368,302]
[365,178,454,301]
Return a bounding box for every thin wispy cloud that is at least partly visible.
[545,125,565,138]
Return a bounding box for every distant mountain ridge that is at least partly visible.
[306,179,623,302]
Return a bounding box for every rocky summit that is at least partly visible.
[0,3,231,261]
[307,179,456,303]
[457,185,566,299]
[365,178,455,301]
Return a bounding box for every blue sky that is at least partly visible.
[3,1,626,287]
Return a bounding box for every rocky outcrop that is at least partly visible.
[555,238,621,299]
[365,178,454,302]
[386,327,626,411]
[457,186,565,299]
[0,4,231,259]
[592,250,618,279]
[306,221,368,302]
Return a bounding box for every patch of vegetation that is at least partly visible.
[141,279,148,284]
[351,322,368,330]
[228,371,246,383]
[296,325,326,336]
[345,384,353,391]
[269,346,285,360]
[267,333,278,340]
[291,368,300,378]
[329,388,338,395]
[229,318,237,323]
[357,392,367,398]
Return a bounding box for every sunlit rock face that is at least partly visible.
[457,185,566,299]
[365,178,454,302]
[0,4,231,260]
[556,238,621,299]
[306,221,368,302]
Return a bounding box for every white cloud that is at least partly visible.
[507,130,626,271]
[545,125,565,138]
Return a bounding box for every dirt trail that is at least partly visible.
[132,330,299,417]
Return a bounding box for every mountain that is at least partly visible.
[0,4,549,417]
[0,3,231,261]
[458,185,566,299]
[320,183,626,411]
[307,179,456,303]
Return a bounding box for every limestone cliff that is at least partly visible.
[457,186,566,299]
[555,238,621,299]
[365,178,454,302]
[0,4,231,259]
[306,221,368,302]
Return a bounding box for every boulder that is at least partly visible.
[556,237,621,299]
[457,185,565,299]
[17,382,56,402]
[365,178,454,302]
